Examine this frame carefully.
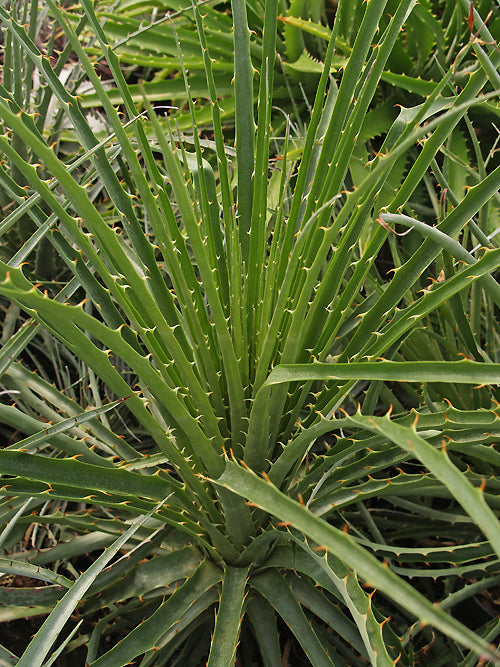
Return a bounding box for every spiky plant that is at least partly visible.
[77,0,338,130]
[0,0,500,664]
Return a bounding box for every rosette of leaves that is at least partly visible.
[0,0,500,665]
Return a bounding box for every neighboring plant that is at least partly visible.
[78,0,330,130]
[0,0,499,665]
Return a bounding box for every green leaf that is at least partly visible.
[263,360,500,387]
[213,461,500,664]
[277,14,351,53]
[266,540,395,664]
[251,570,335,666]
[0,403,112,465]
[286,573,370,660]
[89,560,221,666]
[0,451,175,501]
[283,50,347,74]
[345,411,500,562]
[0,559,72,588]
[207,565,249,667]
[17,497,170,667]
[231,0,255,261]
[5,397,131,453]
[246,596,282,667]
[0,643,18,666]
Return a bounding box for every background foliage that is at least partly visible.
[0,0,499,664]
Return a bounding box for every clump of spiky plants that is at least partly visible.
[0,0,500,665]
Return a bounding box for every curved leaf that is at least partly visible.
[207,564,249,667]
[263,360,500,388]
[90,560,221,666]
[213,461,500,664]
[17,497,170,667]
